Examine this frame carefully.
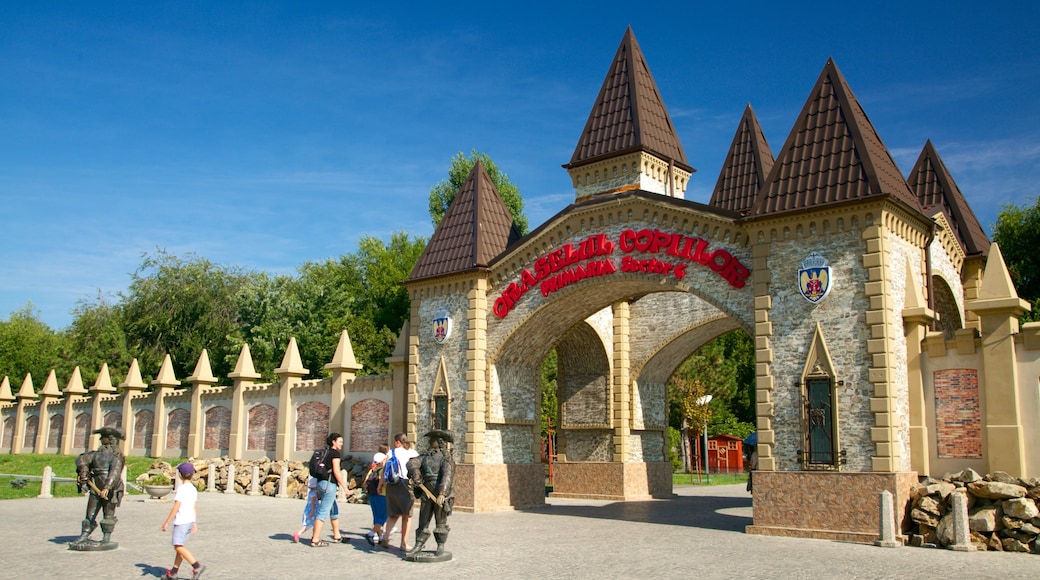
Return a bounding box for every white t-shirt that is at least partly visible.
[389,447,418,480]
[172,480,198,526]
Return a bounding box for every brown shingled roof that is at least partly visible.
[564,27,692,173]
[407,161,522,282]
[907,140,990,257]
[710,103,774,215]
[750,58,922,218]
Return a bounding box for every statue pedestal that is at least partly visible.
[405,550,452,563]
[68,540,118,552]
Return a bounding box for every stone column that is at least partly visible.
[751,240,776,471]
[274,338,308,462]
[464,278,489,464]
[60,367,88,455]
[118,359,148,456]
[88,364,117,452]
[611,301,631,462]
[228,344,262,461]
[12,374,37,455]
[35,371,61,454]
[966,243,1030,476]
[185,350,218,459]
[224,463,236,494]
[901,261,935,476]
[325,331,362,441]
[150,355,180,458]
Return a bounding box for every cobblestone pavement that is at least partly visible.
[1,483,1037,579]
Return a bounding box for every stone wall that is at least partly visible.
[906,469,1040,553]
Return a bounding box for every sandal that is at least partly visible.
[311,540,329,547]
[332,535,344,543]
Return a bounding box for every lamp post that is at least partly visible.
[696,394,713,483]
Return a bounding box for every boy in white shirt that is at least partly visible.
[161,462,206,580]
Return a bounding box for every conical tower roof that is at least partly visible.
[750,59,921,218]
[907,140,990,258]
[565,27,691,173]
[407,161,522,282]
[710,103,774,215]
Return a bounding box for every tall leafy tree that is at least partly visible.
[60,292,132,386]
[428,150,529,235]
[0,304,64,389]
[120,250,253,381]
[992,197,1040,322]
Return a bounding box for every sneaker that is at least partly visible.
[191,564,206,580]
[365,533,377,546]
[161,572,176,580]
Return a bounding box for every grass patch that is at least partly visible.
[0,454,185,501]
[672,471,748,487]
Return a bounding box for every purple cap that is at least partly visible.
[177,462,196,477]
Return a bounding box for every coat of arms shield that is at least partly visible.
[433,309,452,344]
[798,252,832,303]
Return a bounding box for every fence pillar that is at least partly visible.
[37,466,53,499]
[874,489,900,547]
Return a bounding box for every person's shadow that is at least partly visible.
[134,563,169,577]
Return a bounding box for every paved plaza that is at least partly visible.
[0,483,1037,579]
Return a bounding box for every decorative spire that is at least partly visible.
[408,161,522,282]
[907,140,990,258]
[0,376,14,401]
[120,359,147,390]
[710,103,774,215]
[274,337,309,377]
[229,343,262,380]
[564,27,693,201]
[64,366,87,395]
[151,354,180,389]
[90,363,117,393]
[187,349,218,384]
[16,373,36,399]
[39,370,61,397]
[751,58,920,217]
[326,330,363,373]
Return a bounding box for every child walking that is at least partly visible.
[293,477,319,543]
[161,462,205,580]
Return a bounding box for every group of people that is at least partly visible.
[295,430,456,557]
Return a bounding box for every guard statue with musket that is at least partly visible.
[406,429,455,562]
[70,427,126,551]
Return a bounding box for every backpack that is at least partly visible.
[364,465,381,495]
[309,447,333,480]
[382,451,402,485]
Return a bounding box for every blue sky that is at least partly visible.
[3,2,1038,329]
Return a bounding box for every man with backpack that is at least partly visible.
[309,433,348,547]
[378,433,419,551]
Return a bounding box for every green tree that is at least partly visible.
[428,150,529,234]
[120,250,253,381]
[60,292,132,386]
[0,304,64,389]
[992,197,1040,322]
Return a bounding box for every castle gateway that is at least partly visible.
[400,28,1040,542]
[4,28,1039,544]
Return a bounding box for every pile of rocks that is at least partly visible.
[906,469,1040,553]
[135,455,374,502]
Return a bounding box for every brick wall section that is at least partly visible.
[103,412,121,429]
[2,417,12,451]
[247,404,277,452]
[934,368,982,458]
[295,401,329,451]
[23,415,38,449]
[133,409,153,450]
[350,398,389,452]
[166,408,190,451]
[73,413,91,450]
[47,414,64,448]
[204,406,230,451]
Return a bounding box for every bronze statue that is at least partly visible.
[70,427,126,551]
[406,429,455,562]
